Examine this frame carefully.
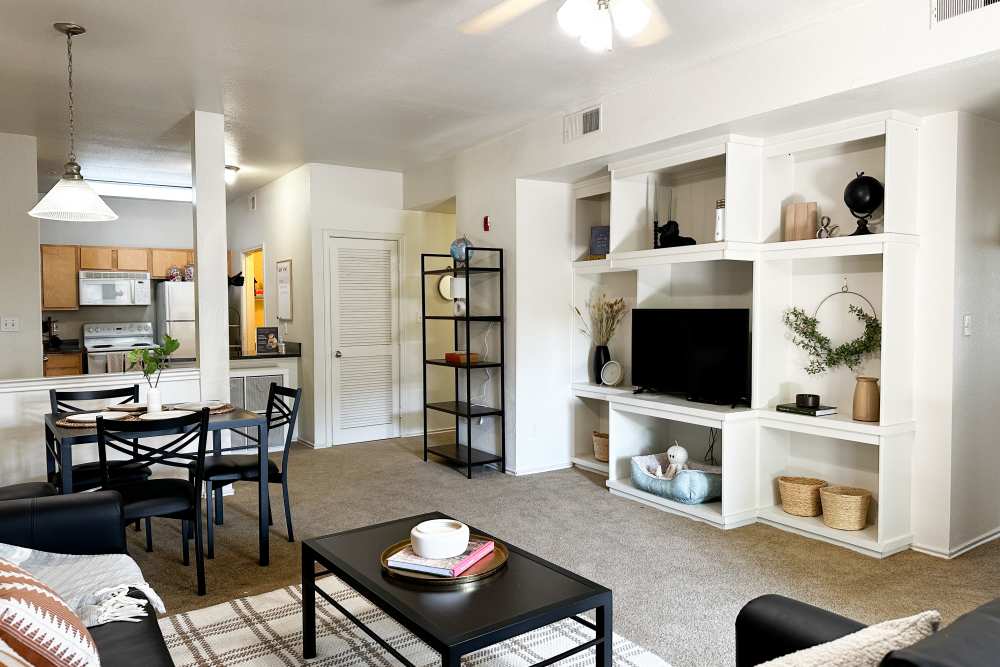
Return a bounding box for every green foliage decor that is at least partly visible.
[127,334,181,388]
[783,304,881,375]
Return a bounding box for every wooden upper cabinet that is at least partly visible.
[79,246,115,270]
[150,248,191,278]
[40,245,79,310]
[115,247,150,271]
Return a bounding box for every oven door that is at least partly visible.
[79,279,133,306]
[86,352,109,374]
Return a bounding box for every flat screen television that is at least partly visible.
[631,308,751,406]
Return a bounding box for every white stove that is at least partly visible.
[83,322,157,374]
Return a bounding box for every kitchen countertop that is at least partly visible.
[43,339,83,354]
[231,341,302,360]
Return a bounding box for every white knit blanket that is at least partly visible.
[0,543,165,627]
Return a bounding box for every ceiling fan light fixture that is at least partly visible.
[579,2,613,52]
[557,0,594,38]
[609,0,651,38]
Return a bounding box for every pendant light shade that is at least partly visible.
[28,23,117,223]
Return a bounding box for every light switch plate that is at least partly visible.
[0,317,19,332]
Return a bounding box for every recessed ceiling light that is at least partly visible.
[225,164,240,185]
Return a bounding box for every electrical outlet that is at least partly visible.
[0,317,19,333]
[963,314,973,337]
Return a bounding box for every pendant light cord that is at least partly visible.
[66,30,75,163]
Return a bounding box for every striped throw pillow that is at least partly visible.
[0,559,99,667]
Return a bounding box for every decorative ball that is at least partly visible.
[667,444,688,466]
[843,171,884,218]
[450,236,474,265]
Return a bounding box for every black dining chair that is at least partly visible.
[49,386,154,493]
[96,408,211,596]
[198,384,302,559]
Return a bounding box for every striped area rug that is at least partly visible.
[160,575,670,666]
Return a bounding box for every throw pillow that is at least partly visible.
[760,609,941,667]
[0,559,99,667]
[0,636,33,667]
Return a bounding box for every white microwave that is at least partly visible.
[79,271,151,306]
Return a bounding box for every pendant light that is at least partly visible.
[29,23,117,222]
[557,0,652,52]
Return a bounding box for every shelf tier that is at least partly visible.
[610,242,759,269]
[571,453,609,475]
[425,359,502,369]
[423,267,502,276]
[572,258,613,274]
[757,409,915,446]
[571,382,755,428]
[426,401,502,418]
[756,505,909,559]
[606,479,733,528]
[756,232,918,261]
[424,315,502,322]
[426,444,503,467]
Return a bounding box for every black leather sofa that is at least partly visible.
[737,594,1000,666]
[0,491,173,666]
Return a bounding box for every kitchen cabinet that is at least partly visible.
[151,248,191,278]
[115,247,150,271]
[79,246,115,270]
[40,245,79,310]
[43,351,82,377]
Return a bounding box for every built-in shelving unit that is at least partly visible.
[566,112,920,557]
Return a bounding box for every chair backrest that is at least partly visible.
[96,409,210,487]
[267,383,302,472]
[50,385,140,415]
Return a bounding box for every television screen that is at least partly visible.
[631,308,751,405]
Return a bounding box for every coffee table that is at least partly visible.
[302,512,612,667]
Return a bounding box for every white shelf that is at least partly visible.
[571,453,610,475]
[572,258,613,274]
[756,409,915,446]
[606,478,727,528]
[609,242,758,269]
[571,382,754,428]
[571,382,634,400]
[757,233,918,261]
[756,505,909,558]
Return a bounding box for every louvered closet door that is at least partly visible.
[329,237,400,444]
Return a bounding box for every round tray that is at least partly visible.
[379,534,508,587]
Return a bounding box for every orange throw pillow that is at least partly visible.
[0,559,99,667]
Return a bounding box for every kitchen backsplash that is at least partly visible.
[44,303,158,342]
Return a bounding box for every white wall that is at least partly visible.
[40,197,193,247]
[0,132,43,380]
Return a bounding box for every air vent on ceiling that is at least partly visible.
[564,105,602,143]
[931,0,1000,25]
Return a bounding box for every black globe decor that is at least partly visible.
[843,171,885,236]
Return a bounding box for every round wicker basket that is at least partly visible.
[777,476,827,517]
[592,431,609,462]
[820,486,871,531]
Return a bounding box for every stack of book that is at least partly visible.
[776,403,837,417]
[387,539,494,577]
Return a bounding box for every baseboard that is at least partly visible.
[913,525,1000,559]
[504,462,572,476]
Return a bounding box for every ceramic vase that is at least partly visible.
[147,387,163,414]
[592,345,611,385]
[852,376,880,422]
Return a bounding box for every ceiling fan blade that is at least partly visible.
[460,0,550,34]
[626,0,670,47]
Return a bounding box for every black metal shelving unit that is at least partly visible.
[421,248,505,478]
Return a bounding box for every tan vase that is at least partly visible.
[852,376,880,422]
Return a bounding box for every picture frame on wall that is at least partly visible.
[276,259,292,320]
[589,225,610,258]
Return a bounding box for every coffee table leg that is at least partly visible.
[302,548,316,659]
[596,601,612,667]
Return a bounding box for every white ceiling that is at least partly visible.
[0,0,850,197]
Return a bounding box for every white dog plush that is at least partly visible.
[654,441,690,480]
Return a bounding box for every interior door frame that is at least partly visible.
[241,243,265,355]
[322,230,405,446]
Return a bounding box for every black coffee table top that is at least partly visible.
[305,512,610,648]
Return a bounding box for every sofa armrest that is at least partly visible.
[0,491,125,555]
[884,598,1000,666]
[736,594,866,666]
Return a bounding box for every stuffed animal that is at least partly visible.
[654,442,690,480]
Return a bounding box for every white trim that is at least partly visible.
[504,462,572,476]
[913,526,1000,559]
[0,369,200,394]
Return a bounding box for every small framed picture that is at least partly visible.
[589,225,610,257]
[256,327,280,354]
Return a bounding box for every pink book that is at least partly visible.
[387,539,495,577]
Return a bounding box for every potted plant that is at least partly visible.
[127,335,180,413]
[575,293,628,385]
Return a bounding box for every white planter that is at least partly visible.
[146,387,162,414]
[410,519,469,559]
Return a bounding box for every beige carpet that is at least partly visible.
[127,434,1000,667]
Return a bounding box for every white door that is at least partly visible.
[329,237,400,444]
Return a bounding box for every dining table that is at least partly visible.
[43,407,272,566]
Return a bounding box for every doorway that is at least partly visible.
[327,236,401,445]
[242,247,265,355]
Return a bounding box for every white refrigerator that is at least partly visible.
[156,281,196,360]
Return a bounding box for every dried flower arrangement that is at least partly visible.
[575,293,628,345]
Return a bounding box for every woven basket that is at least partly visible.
[820,486,871,531]
[592,431,609,462]
[777,476,827,517]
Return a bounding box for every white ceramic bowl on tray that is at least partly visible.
[409,519,470,559]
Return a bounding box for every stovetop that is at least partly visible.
[83,322,156,353]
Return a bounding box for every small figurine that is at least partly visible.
[817,216,839,239]
[653,220,696,249]
[660,442,690,480]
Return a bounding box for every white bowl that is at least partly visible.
[410,519,470,559]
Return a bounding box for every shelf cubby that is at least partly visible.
[571,271,636,387]
[571,394,610,476]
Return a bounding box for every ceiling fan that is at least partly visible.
[461,0,668,52]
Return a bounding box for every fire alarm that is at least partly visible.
[483,215,490,232]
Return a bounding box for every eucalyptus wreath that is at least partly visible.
[783,304,881,375]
